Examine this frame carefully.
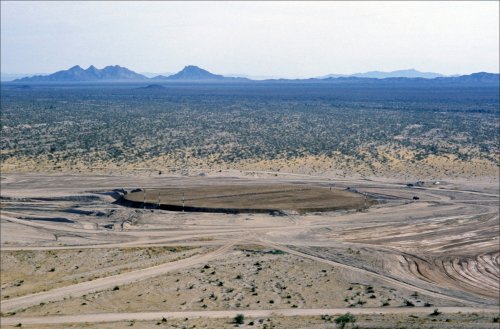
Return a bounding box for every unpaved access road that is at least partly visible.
[1,307,498,326]
[0,240,237,313]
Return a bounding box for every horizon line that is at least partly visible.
[2,64,500,81]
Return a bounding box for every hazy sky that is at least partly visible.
[1,1,499,77]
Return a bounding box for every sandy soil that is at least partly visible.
[3,147,498,182]
[1,308,499,328]
[0,246,205,300]
[0,172,498,327]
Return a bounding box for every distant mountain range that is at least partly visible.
[139,71,173,78]
[317,69,445,79]
[1,72,48,81]
[14,65,147,82]
[8,65,500,86]
[317,72,499,86]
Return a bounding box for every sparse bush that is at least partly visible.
[320,314,332,322]
[404,300,415,307]
[233,313,245,324]
[430,308,442,316]
[334,312,356,329]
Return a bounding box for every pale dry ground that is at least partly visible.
[2,309,499,329]
[2,145,498,183]
[0,246,204,300]
[0,172,499,328]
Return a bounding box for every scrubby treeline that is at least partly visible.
[1,83,498,172]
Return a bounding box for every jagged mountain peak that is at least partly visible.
[167,65,223,80]
[153,65,248,81]
[69,65,84,71]
[15,65,148,82]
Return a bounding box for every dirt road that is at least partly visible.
[1,307,498,326]
[1,240,236,313]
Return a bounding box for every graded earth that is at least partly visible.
[0,171,498,328]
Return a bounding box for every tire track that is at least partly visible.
[256,240,489,306]
[1,306,498,326]
[0,240,237,313]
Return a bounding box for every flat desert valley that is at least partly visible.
[1,69,499,328]
[0,170,498,328]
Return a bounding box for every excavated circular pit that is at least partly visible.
[122,184,370,214]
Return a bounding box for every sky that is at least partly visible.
[1,1,499,77]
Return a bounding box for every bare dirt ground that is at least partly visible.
[0,172,499,328]
[124,184,367,213]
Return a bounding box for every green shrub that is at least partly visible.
[334,312,356,329]
[234,313,245,324]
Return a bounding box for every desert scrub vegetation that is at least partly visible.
[1,84,498,173]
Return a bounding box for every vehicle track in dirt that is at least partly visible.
[1,173,498,323]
